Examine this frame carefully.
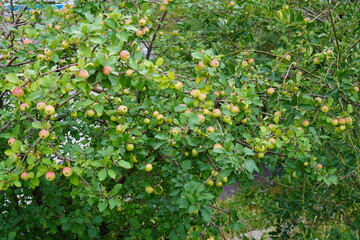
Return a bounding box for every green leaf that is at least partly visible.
[6,73,19,83]
[98,169,107,181]
[156,58,164,66]
[70,175,80,186]
[118,160,132,169]
[98,201,108,212]
[244,160,258,173]
[7,232,17,240]
[108,169,116,179]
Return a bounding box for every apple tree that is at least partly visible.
[0,0,359,239]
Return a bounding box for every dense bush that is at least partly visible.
[0,0,359,239]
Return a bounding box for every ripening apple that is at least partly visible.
[274,111,281,117]
[241,61,248,66]
[44,48,53,56]
[45,171,56,181]
[206,126,215,134]
[247,58,254,64]
[126,144,134,151]
[123,89,130,95]
[317,163,323,169]
[136,29,144,37]
[345,117,352,124]
[152,111,160,118]
[116,125,126,133]
[145,163,153,172]
[145,186,154,194]
[284,54,291,61]
[229,1,236,6]
[321,105,329,113]
[198,61,206,68]
[20,103,30,112]
[171,127,181,135]
[337,118,346,125]
[266,87,275,95]
[330,119,338,126]
[36,102,46,111]
[203,109,210,115]
[159,5,166,11]
[120,50,130,60]
[212,109,222,118]
[206,179,214,187]
[23,38,33,45]
[38,129,50,139]
[174,81,183,90]
[118,105,128,115]
[21,172,30,181]
[213,143,223,149]
[315,97,322,104]
[302,120,309,127]
[198,93,207,101]
[354,86,359,92]
[304,161,309,167]
[78,69,89,79]
[223,115,231,124]
[62,167,73,177]
[198,114,206,123]
[138,18,146,26]
[304,17,311,22]
[231,105,240,114]
[8,138,16,146]
[44,105,56,115]
[313,57,320,64]
[156,114,165,124]
[144,27,150,33]
[190,89,200,97]
[210,59,219,68]
[86,109,95,117]
[126,69,134,77]
[102,66,112,76]
[12,87,24,98]
[172,30,178,35]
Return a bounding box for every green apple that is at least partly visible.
[126,144,134,151]
[145,163,153,172]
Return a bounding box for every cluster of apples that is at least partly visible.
[20,167,73,182]
[205,170,228,188]
[330,116,353,131]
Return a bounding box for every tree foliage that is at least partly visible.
[0,0,359,239]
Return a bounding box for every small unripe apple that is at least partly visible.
[222,177,228,183]
[21,172,30,181]
[20,103,30,112]
[123,89,130,95]
[313,57,320,64]
[241,61,248,66]
[118,105,128,115]
[192,149,199,157]
[198,93,207,101]
[78,69,89,79]
[216,181,223,187]
[170,127,181,135]
[198,61,206,68]
[131,155,138,163]
[143,118,150,124]
[223,115,232,124]
[159,5,167,11]
[247,58,254,64]
[45,105,56,115]
[138,18,146,26]
[266,87,275,95]
[120,50,130,61]
[212,109,222,118]
[302,120,309,127]
[71,112,78,118]
[210,59,219,68]
[317,163,323,169]
[274,111,281,117]
[339,125,346,131]
[145,186,154,194]
[145,163,153,172]
[321,105,329,113]
[144,27,150,33]
[12,87,24,98]
[102,66,112,76]
[354,86,359,92]
[206,126,215,133]
[45,171,56,181]
[315,97,322,104]
[304,17,311,22]
[257,152,265,158]
[126,144,134,151]
[172,30,178,36]
[62,167,73,177]
[61,40,70,49]
[331,119,338,126]
[206,179,214,187]
[152,111,160,118]
[190,89,200,97]
[304,161,309,167]
[38,129,50,139]
[8,138,16,146]
[44,48,53,57]
[229,1,236,6]
[284,54,291,61]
